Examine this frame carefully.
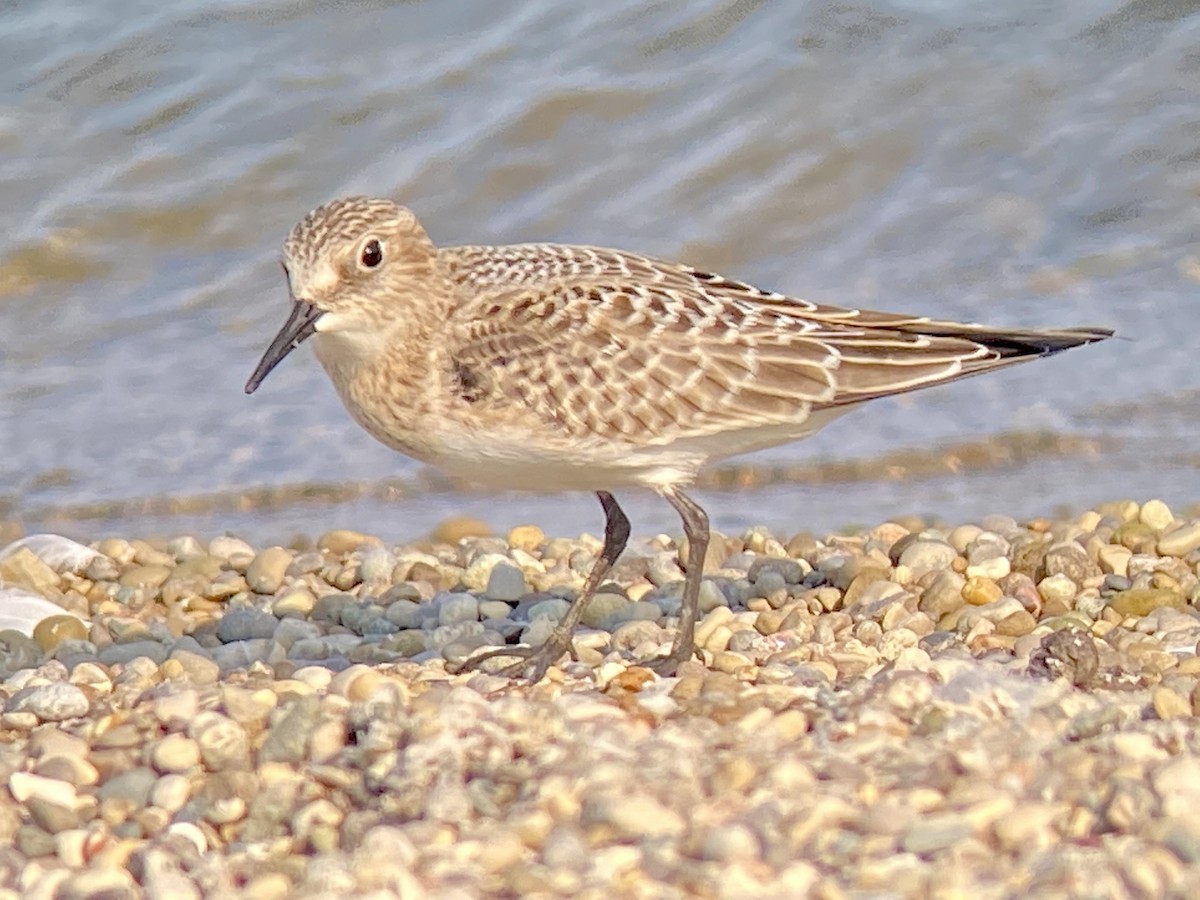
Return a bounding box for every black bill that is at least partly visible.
[244,300,325,394]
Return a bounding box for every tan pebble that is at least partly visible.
[1110,589,1186,618]
[151,734,201,773]
[165,821,208,853]
[1159,521,1200,558]
[0,548,61,594]
[150,774,191,813]
[710,650,752,674]
[328,664,374,698]
[1140,499,1175,531]
[55,867,138,900]
[317,529,384,554]
[772,709,809,742]
[702,624,734,652]
[246,546,294,594]
[506,524,545,552]
[153,690,199,729]
[189,713,250,770]
[9,771,77,805]
[694,606,734,646]
[308,720,346,764]
[1111,732,1169,762]
[117,565,172,589]
[272,589,315,617]
[218,685,276,726]
[35,754,98,788]
[270,678,316,697]
[1177,656,1200,676]
[962,576,1003,605]
[995,610,1037,637]
[429,517,491,545]
[947,524,983,554]
[1154,686,1192,720]
[67,663,111,694]
[55,827,90,867]
[512,809,555,849]
[241,873,292,900]
[755,609,787,635]
[97,539,135,564]
[290,666,333,691]
[31,615,87,652]
[581,791,684,840]
[476,831,526,874]
[966,556,1010,580]
[158,659,185,680]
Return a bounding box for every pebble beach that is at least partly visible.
[1,500,1199,897]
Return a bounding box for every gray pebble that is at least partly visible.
[208,639,277,674]
[0,631,45,675]
[382,630,428,657]
[272,617,322,649]
[581,593,628,628]
[605,601,663,627]
[752,570,788,599]
[98,641,168,666]
[521,617,560,647]
[97,766,158,805]
[216,608,278,643]
[27,795,83,833]
[1104,574,1133,592]
[16,824,58,858]
[647,552,685,586]
[747,557,806,585]
[168,650,221,685]
[361,617,398,635]
[437,592,480,626]
[260,695,321,764]
[385,600,424,629]
[311,593,356,624]
[429,621,486,650]
[341,603,386,634]
[485,562,527,601]
[6,682,89,721]
[189,713,250,771]
[527,597,570,622]
[379,582,424,604]
[358,548,397,584]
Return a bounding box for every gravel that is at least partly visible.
[2,501,1200,894]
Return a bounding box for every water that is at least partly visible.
[2,0,1197,545]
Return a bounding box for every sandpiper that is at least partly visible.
[245,196,1112,681]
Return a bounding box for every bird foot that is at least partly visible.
[642,638,701,678]
[451,638,573,683]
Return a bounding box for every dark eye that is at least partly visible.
[360,239,383,268]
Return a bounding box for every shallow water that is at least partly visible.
[3,0,1198,544]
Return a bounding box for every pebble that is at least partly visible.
[1159,521,1200,558]
[0,503,1198,895]
[898,539,958,572]
[485,562,528,601]
[6,682,90,721]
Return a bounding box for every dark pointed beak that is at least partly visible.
[244,299,325,394]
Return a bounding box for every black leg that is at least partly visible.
[454,491,631,681]
[649,485,709,674]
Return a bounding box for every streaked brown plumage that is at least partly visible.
[246,195,1112,681]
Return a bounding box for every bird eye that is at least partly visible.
[360,239,383,269]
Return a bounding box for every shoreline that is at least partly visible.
[1,499,1199,895]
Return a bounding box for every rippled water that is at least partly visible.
[3,0,1198,543]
